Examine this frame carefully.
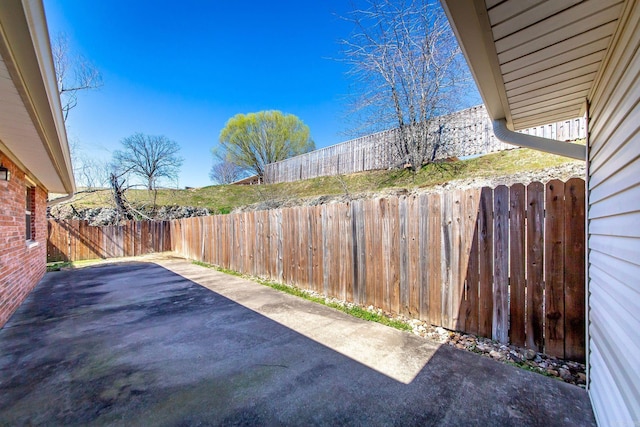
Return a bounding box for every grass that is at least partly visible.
[46,259,106,271]
[191,260,411,332]
[58,147,581,213]
[47,261,73,272]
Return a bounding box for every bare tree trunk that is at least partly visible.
[110,173,133,221]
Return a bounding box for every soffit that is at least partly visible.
[0,56,63,192]
[443,0,624,130]
[0,1,74,194]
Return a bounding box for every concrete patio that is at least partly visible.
[0,255,595,426]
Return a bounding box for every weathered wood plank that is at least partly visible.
[407,195,421,317]
[375,199,386,310]
[450,190,464,330]
[399,196,409,316]
[343,203,354,302]
[509,183,527,347]
[312,206,323,293]
[418,195,430,321]
[563,178,585,362]
[364,199,376,307]
[427,193,442,327]
[493,185,509,344]
[322,204,332,297]
[527,181,545,352]
[295,209,304,285]
[545,180,566,358]
[388,197,400,314]
[463,218,480,335]
[460,189,481,334]
[379,198,391,312]
[441,192,453,328]
[275,210,284,282]
[478,188,493,338]
[351,201,366,305]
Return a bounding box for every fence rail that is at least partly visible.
[170,178,586,361]
[264,105,586,183]
[47,220,172,262]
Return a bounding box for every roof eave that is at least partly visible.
[0,0,75,195]
[441,0,513,129]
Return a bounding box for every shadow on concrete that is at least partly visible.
[0,261,594,426]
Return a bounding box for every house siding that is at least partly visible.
[587,0,640,424]
[0,153,48,328]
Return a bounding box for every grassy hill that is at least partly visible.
[60,148,583,214]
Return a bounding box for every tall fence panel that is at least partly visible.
[170,178,586,360]
[46,220,172,262]
[264,105,586,183]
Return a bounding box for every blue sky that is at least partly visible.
[43,0,360,188]
[43,1,479,188]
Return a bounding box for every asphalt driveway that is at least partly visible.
[0,255,595,426]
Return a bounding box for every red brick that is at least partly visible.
[0,153,48,328]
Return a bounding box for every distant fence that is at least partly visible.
[47,220,172,262]
[264,105,586,183]
[171,178,586,361]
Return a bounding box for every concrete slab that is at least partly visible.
[0,256,595,426]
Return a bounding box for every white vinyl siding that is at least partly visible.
[587,0,640,424]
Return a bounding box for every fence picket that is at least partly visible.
[545,180,566,358]
[407,196,421,317]
[493,185,509,344]
[509,183,526,347]
[527,182,545,352]
[478,188,493,339]
[564,178,586,362]
[427,193,442,327]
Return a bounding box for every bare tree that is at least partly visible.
[341,0,474,170]
[52,33,103,121]
[74,154,110,189]
[112,133,183,191]
[209,160,247,184]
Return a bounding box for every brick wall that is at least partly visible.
[0,153,48,328]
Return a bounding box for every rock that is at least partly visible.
[546,369,559,377]
[559,368,572,381]
[489,350,503,360]
[523,349,537,360]
[455,343,465,350]
[508,353,522,364]
[577,373,587,384]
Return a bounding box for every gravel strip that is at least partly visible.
[296,287,587,388]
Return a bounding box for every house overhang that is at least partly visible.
[441,0,624,132]
[0,0,74,194]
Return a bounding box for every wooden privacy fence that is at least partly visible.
[47,220,172,262]
[171,178,586,361]
[264,105,586,184]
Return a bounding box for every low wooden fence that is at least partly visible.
[47,220,172,262]
[171,178,586,361]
